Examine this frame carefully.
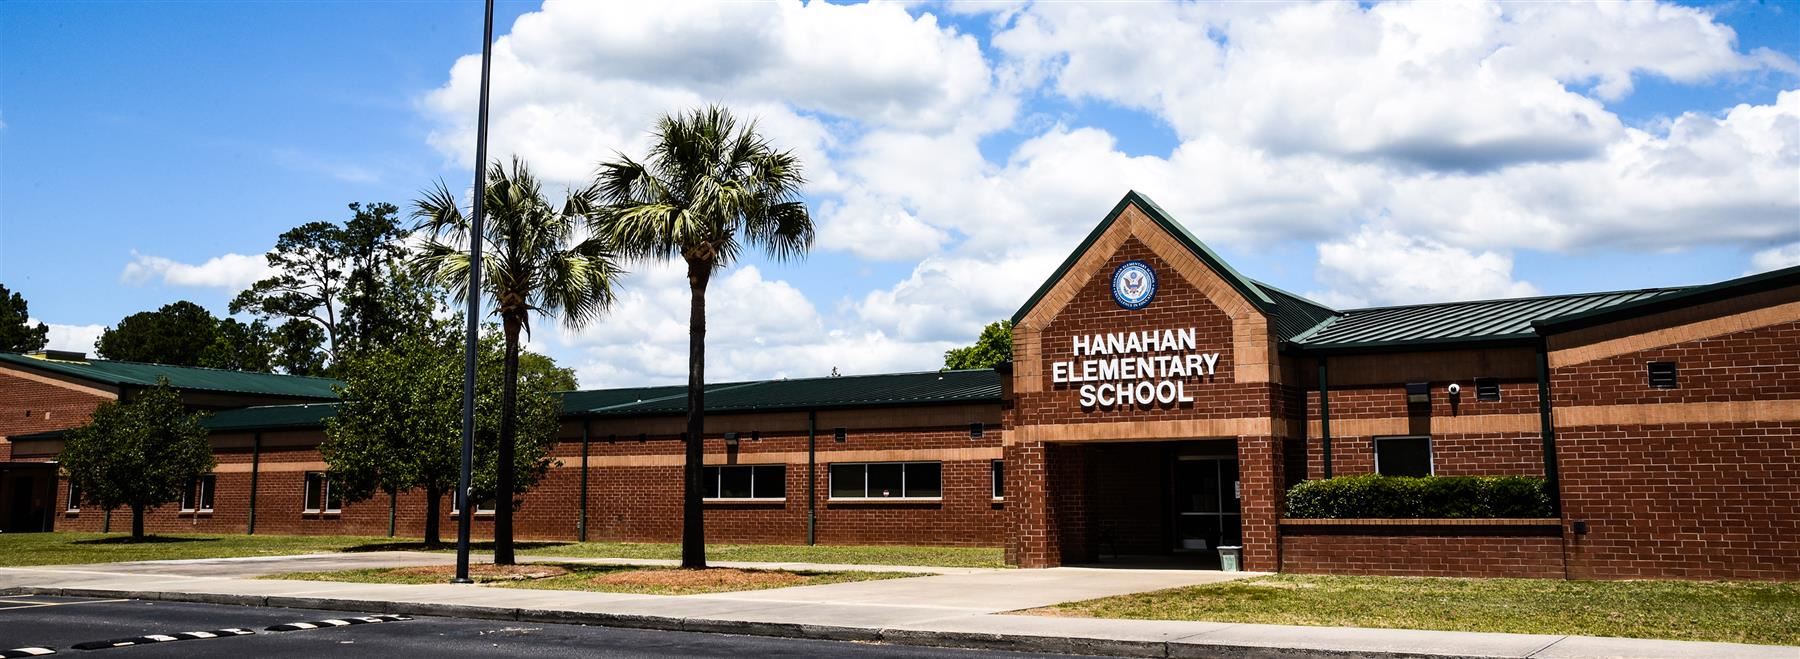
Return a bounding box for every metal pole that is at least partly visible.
[578,417,589,542]
[454,0,496,585]
[807,410,817,546]
[247,432,261,535]
[1317,358,1332,479]
[1535,344,1563,517]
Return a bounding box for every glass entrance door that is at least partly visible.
[1172,456,1241,553]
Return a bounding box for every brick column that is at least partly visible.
[1237,434,1284,571]
[1007,441,1060,568]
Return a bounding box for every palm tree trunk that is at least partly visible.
[424,485,442,546]
[496,312,522,565]
[682,258,711,569]
[130,503,145,541]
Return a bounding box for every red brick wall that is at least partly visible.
[1558,421,1800,581]
[0,370,110,440]
[49,422,1008,547]
[1552,322,1800,407]
[1282,525,1565,578]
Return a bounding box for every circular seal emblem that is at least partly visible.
[1111,260,1157,310]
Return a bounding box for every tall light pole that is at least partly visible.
[454,0,497,585]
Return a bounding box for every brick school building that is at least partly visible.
[3,192,1795,581]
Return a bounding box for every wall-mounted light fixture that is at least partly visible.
[1405,382,1430,404]
[723,432,740,448]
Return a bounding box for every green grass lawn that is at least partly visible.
[0,532,404,567]
[264,563,916,596]
[1038,574,1800,646]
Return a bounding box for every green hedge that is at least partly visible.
[1285,474,1552,519]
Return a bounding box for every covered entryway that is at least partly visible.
[0,462,58,533]
[1049,439,1241,568]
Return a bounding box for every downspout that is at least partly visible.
[807,410,817,546]
[388,489,397,538]
[1317,357,1333,479]
[578,416,590,543]
[1534,342,1563,517]
[247,432,261,535]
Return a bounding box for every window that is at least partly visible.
[1648,362,1678,389]
[453,496,496,516]
[181,474,216,512]
[1374,436,1433,477]
[991,460,1004,499]
[829,462,942,499]
[303,472,342,513]
[1474,377,1501,401]
[702,465,786,500]
[65,481,81,512]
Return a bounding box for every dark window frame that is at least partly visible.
[181,474,217,512]
[65,481,80,512]
[303,471,342,514]
[702,464,788,500]
[1373,436,1434,477]
[991,460,1004,499]
[828,461,943,499]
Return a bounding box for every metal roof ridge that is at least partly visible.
[577,380,768,414]
[81,355,348,383]
[1334,286,1694,315]
[1284,315,1341,344]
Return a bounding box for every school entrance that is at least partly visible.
[1051,439,1242,568]
[0,462,58,533]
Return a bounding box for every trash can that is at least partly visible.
[1217,546,1242,572]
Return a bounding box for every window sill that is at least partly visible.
[991,497,1005,503]
[302,510,342,516]
[178,510,214,516]
[827,497,943,504]
[703,498,786,504]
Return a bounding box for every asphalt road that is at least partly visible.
[0,595,1094,658]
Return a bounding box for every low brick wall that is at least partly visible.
[1280,519,1565,578]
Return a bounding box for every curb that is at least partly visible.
[0,586,1500,658]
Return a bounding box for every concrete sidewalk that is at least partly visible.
[0,557,1791,659]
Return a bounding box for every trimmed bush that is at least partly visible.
[1286,474,1552,519]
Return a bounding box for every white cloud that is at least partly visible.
[995,1,1793,171]
[30,319,104,354]
[1749,242,1800,274]
[120,251,272,289]
[552,261,946,388]
[415,0,1798,384]
[1306,226,1540,308]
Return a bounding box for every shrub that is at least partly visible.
[1286,474,1551,519]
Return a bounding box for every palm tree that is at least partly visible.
[594,106,812,569]
[413,156,621,565]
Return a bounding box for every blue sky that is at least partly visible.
[2,0,1797,388]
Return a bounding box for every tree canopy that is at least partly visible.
[231,202,433,371]
[322,324,564,545]
[0,283,49,353]
[59,379,215,539]
[944,320,1013,370]
[96,301,223,366]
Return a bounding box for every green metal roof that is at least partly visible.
[1250,279,1340,342]
[1532,264,1800,333]
[0,353,342,400]
[9,369,1004,436]
[565,369,1002,417]
[204,403,339,432]
[1293,287,1691,351]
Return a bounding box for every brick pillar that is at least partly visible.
[1237,435,1284,571]
[1007,441,1058,568]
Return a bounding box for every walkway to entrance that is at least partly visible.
[0,550,1257,619]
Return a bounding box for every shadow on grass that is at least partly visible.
[71,536,221,545]
[341,540,573,553]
